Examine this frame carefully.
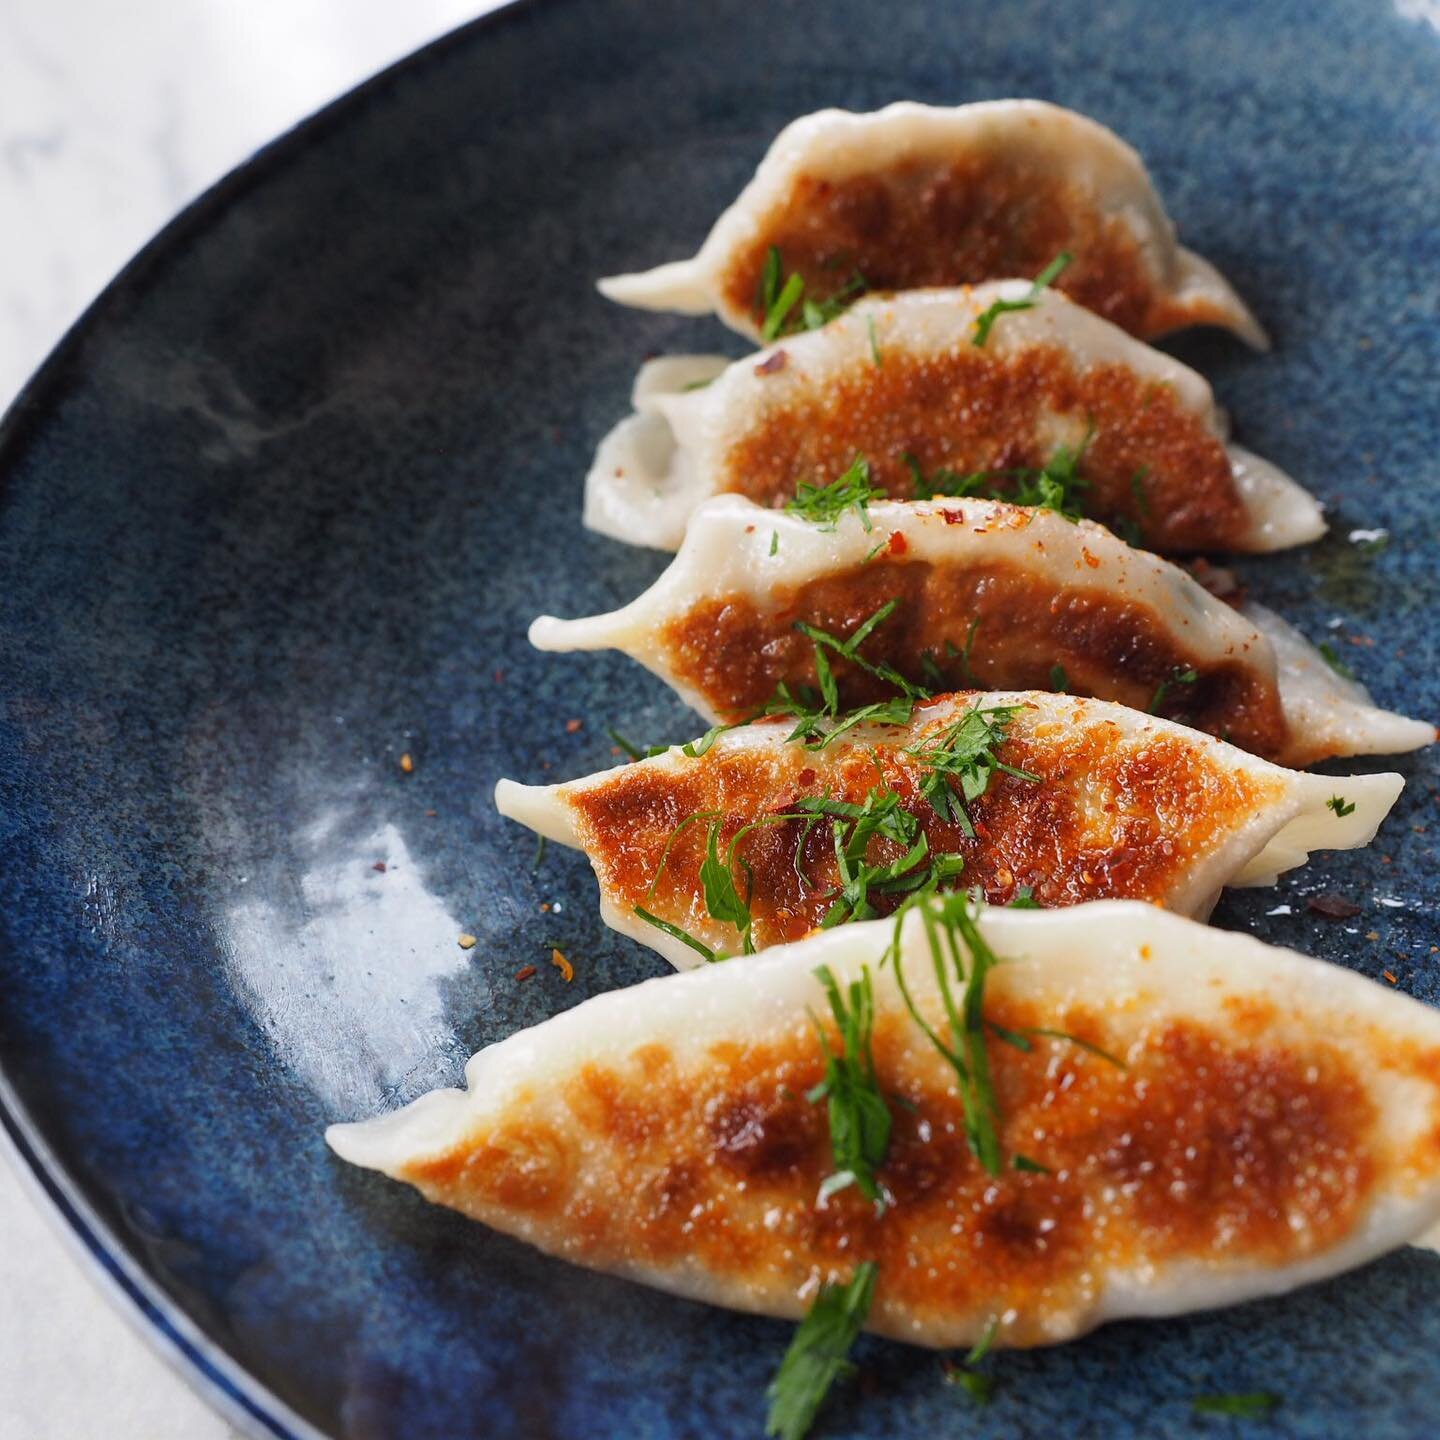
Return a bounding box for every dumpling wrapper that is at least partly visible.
[494,692,1401,970]
[328,901,1440,1350]
[537,495,1434,768]
[598,100,1267,349]
[584,286,1319,553]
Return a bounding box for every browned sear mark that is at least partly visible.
[562,709,1280,947]
[408,1003,1379,1345]
[659,559,1290,761]
[723,160,1230,342]
[721,341,1244,553]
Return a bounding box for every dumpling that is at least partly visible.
[535,495,1434,768]
[327,898,1440,1351]
[584,287,1319,553]
[598,101,1267,348]
[494,692,1401,969]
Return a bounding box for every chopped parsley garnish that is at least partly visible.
[1147,665,1199,714]
[882,891,1120,1176]
[1012,1153,1051,1173]
[609,723,738,763]
[633,906,719,964]
[1192,1392,1280,1419]
[966,1318,998,1364]
[903,450,969,501]
[607,726,669,761]
[614,609,925,773]
[1327,794,1357,817]
[944,1368,995,1405]
[971,251,1073,346]
[786,454,885,532]
[681,375,715,392]
[759,245,867,340]
[699,820,758,953]
[645,809,828,955]
[904,706,1040,838]
[765,1262,877,1440]
[1130,466,1152,515]
[1049,663,1070,693]
[531,835,547,871]
[989,1022,1126,1071]
[901,427,1092,522]
[1007,886,1040,909]
[1318,640,1356,680]
[1007,427,1092,520]
[884,891,1008,1173]
[942,1319,1000,1404]
[765,601,930,750]
[958,620,981,684]
[803,275,867,331]
[770,530,779,556]
[794,789,961,925]
[682,722,739,758]
[867,314,883,367]
[760,257,806,342]
[782,692,919,752]
[808,964,893,1207]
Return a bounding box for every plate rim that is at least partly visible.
[0,3,542,1436]
[3,3,1436,1436]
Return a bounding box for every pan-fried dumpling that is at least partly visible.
[494,693,1401,969]
[328,899,1440,1350]
[585,287,1319,553]
[535,495,1434,768]
[598,101,1267,348]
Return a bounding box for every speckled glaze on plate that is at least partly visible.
[1,1,1438,1436]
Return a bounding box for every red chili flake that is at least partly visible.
[755,349,788,375]
[565,719,583,734]
[514,965,537,982]
[1308,894,1361,919]
[887,530,908,556]
[425,808,438,818]
[1383,970,1399,985]
[399,752,414,774]
[493,669,506,683]
[371,861,387,873]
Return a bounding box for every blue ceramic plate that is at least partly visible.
[2,2,1438,1435]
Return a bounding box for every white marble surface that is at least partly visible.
[0,4,501,1436]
